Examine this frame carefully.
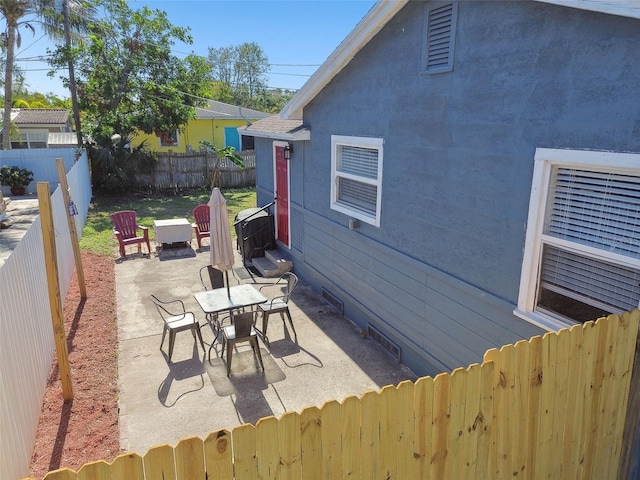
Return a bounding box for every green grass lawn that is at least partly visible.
[80,187,257,255]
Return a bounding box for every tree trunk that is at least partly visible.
[63,0,83,147]
[2,24,16,151]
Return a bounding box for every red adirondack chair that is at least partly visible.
[110,210,151,257]
[192,204,210,249]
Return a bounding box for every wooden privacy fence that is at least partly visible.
[135,151,256,190]
[30,311,639,480]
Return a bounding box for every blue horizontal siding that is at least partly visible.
[300,210,542,376]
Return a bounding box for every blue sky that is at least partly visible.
[14,0,376,99]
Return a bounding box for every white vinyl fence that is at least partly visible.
[0,148,81,197]
[0,154,91,480]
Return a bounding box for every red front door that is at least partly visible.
[275,145,289,246]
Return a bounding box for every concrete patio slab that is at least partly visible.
[115,243,417,454]
[0,195,39,267]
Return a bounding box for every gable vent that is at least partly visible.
[426,3,455,72]
[322,288,344,315]
[367,325,401,362]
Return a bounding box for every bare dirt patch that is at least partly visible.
[28,251,120,479]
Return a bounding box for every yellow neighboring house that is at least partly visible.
[134,100,270,153]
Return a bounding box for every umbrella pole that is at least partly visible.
[225,270,230,297]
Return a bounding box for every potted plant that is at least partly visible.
[0,165,34,196]
[74,147,84,160]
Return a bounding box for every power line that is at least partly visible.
[10,20,317,93]
[269,72,312,78]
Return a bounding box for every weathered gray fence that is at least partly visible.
[135,151,256,190]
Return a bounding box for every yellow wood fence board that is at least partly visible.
[525,335,543,480]
[460,364,480,480]
[37,182,73,401]
[175,436,205,480]
[585,317,610,477]
[340,395,361,480]
[559,325,585,480]
[536,331,557,480]
[143,444,176,480]
[482,348,499,477]
[597,313,632,479]
[396,380,415,480]
[77,460,111,480]
[110,452,144,480]
[614,309,640,478]
[475,360,494,480]
[320,400,342,480]
[430,372,451,480]
[448,367,467,480]
[359,391,381,480]
[279,412,302,480]
[483,348,499,364]
[550,328,571,480]
[203,430,233,480]
[378,385,398,479]
[232,423,257,480]
[256,416,280,480]
[576,320,598,480]
[618,312,640,480]
[592,315,620,478]
[42,469,77,480]
[412,376,433,479]
[300,406,322,479]
[494,343,514,480]
[594,314,621,479]
[604,313,633,477]
[611,310,640,476]
[511,339,530,479]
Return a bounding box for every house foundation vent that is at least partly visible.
[321,288,344,315]
[367,325,401,362]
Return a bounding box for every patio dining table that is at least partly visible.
[194,284,267,348]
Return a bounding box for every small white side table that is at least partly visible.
[154,218,192,245]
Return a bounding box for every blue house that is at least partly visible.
[239,0,640,377]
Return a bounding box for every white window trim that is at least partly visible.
[12,131,48,149]
[330,135,383,227]
[515,148,640,331]
[158,129,179,147]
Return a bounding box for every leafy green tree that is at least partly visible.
[207,42,294,113]
[199,140,244,188]
[254,87,295,114]
[49,0,212,191]
[51,0,212,148]
[88,135,156,193]
[208,81,234,105]
[0,0,94,149]
[11,86,71,108]
[208,42,269,110]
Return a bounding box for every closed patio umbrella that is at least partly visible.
[208,187,235,296]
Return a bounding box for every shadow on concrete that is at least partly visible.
[158,344,206,407]
[205,348,285,397]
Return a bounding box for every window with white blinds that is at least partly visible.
[516,149,640,330]
[422,2,458,74]
[331,136,383,227]
[545,168,640,259]
[540,245,640,313]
